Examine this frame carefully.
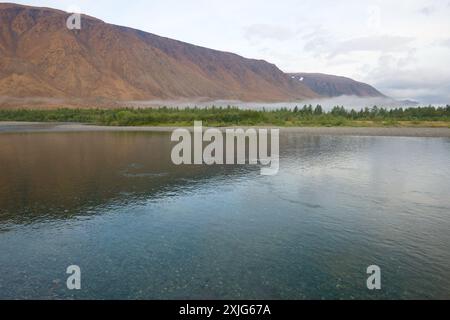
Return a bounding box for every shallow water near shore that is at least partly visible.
[0,130,449,299]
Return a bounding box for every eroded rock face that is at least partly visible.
[0,3,320,105]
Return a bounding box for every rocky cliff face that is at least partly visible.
[0,3,320,105]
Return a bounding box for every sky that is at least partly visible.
[10,0,450,104]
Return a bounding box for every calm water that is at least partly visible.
[0,131,449,300]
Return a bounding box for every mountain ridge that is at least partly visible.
[289,73,386,98]
[0,3,386,107]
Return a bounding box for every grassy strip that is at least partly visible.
[0,106,449,127]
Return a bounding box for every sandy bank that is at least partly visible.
[1,122,450,137]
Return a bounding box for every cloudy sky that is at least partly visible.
[13,0,450,104]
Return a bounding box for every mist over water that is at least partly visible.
[0,95,427,111]
[126,96,421,111]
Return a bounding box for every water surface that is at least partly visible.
[0,131,449,299]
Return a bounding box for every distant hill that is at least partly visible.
[289,73,386,98]
[0,3,321,105]
[0,3,389,107]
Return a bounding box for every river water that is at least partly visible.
[0,130,449,299]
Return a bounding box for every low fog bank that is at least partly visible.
[127,96,423,111]
[0,95,438,111]
[0,96,119,109]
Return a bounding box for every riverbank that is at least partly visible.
[2,122,450,137]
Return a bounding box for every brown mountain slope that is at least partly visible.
[289,73,385,98]
[0,3,319,104]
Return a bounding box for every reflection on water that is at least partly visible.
[0,131,449,299]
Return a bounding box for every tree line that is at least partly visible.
[0,105,449,126]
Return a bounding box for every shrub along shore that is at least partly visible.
[0,105,449,127]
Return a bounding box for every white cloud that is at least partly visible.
[441,38,450,48]
[365,52,450,104]
[331,36,415,57]
[244,24,297,42]
[419,5,436,15]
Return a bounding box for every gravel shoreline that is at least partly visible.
[1,122,450,137]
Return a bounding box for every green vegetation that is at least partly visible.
[0,105,450,127]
